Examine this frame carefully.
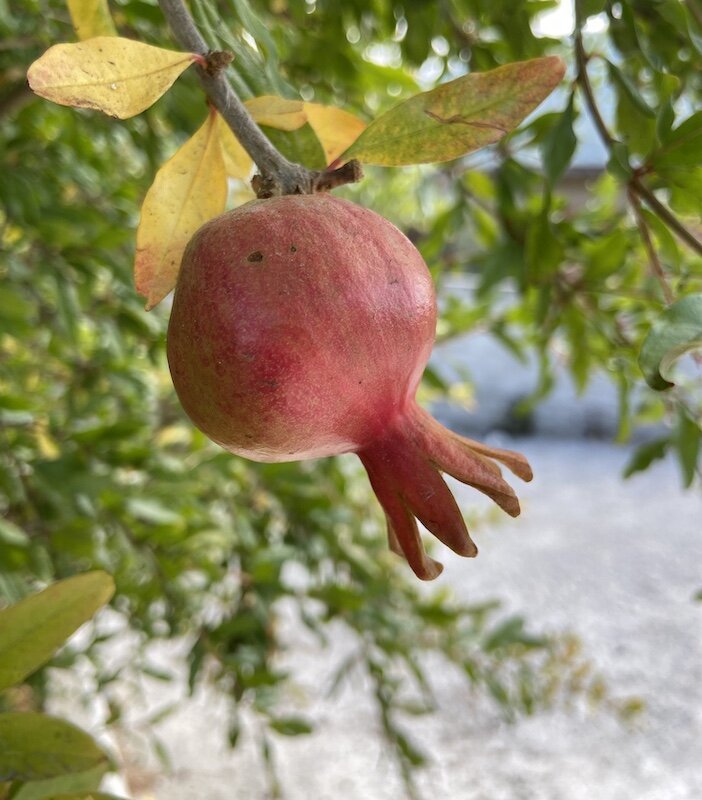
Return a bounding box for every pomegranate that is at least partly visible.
[167,194,532,579]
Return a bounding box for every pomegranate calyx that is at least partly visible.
[358,402,532,580]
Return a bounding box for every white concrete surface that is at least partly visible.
[85,438,701,800]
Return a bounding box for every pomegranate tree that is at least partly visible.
[167,194,532,579]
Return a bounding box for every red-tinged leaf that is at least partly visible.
[339,56,565,166]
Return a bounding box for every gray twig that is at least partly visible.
[157,0,361,197]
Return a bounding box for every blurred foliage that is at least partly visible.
[1,0,700,796]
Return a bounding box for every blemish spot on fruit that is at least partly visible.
[247,251,264,263]
[290,245,297,253]
[389,277,400,285]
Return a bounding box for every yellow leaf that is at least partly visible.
[135,109,227,310]
[245,95,306,131]
[66,0,117,40]
[27,37,198,119]
[216,113,253,180]
[304,103,367,165]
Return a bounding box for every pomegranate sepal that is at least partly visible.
[357,402,532,580]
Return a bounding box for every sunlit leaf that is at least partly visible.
[216,113,253,180]
[246,95,306,131]
[135,109,227,310]
[66,0,117,40]
[304,103,367,165]
[9,763,106,800]
[0,572,114,693]
[0,713,107,782]
[27,37,198,119]
[339,56,565,166]
[639,294,702,390]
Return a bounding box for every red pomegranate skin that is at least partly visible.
[167,194,532,579]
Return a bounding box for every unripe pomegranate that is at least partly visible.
[167,194,532,579]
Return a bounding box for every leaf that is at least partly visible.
[134,109,227,310]
[606,59,655,118]
[43,794,127,800]
[269,716,313,736]
[303,103,367,165]
[541,93,577,186]
[638,294,702,390]
[675,408,700,488]
[66,0,117,40]
[245,96,306,131]
[0,518,29,548]
[0,571,114,693]
[339,56,565,166]
[27,37,198,119]
[126,497,181,526]
[262,123,326,170]
[0,713,108,782]
[10,764,106,800]
[216,114,253,180]
[623,438,669,478]
[653,110,702,169]
[655,98,675,145]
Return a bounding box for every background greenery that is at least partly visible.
[1,0,700,796]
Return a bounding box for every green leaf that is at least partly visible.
[675,408,700,488]
[0,713,108,782]
[541,93,577,186]
[269,716,313,736]
[655,98,675,145]
[0,518,30,548]
[125,498,181,527]
[638,294,702,390]
[0,572,115,692]
[340,56,565,166]
[606,141,633,180]
[483,616,548,651]
[606,60,655,118]
[9,764,106,800]
[525,197,564,283]
[623,438,669,478]
[262,122,326,170]
[43,794,127,800]
[653,110,702,168]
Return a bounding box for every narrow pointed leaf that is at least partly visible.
[0,714,108,781]
[339,56,565,166]
[639,294,702,390]
[27,37,198,119]
[66,0,117,39]
[304,102,367,165]
[217,113,253,180]
[541,93,577,185]
[0,571,114,693]
[245,96,306,131]
[135,110,227,310]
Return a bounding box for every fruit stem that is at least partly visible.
[157,0,363,197]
